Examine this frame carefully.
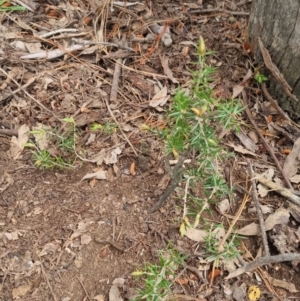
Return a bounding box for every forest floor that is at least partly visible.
[1,0,300,301]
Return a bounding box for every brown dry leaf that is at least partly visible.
[232,282,247,301]
[181,46,189,56]
[12,285,31,299]
[290,174,300,183]
[283,137,300,179]
[90,146,123,165]
[38,242,59,257]
[237,207,290,236]
[227,143,258,157]
[9,124,30,159]
[90,178,98,187]
[184,228,208,242]
[126,194,139,204]
[24,42,42,54]
[64,219,94,248]
[81,170,107,182]
[236,131,258,153]
[32,207,43,215]
[160,55,179,84]
[5,231,19,240]
[241,69,253,84]
[109,285,123,301]
[74,257,83,268]
[93,295,105,301]
[0,67,21,90]
[266,274,298,293]
[232,84,244,99]
[257,168,274,197]
[129,162,136,175]
[104,147,123,164]
[99,248,108,258]
[154,174,171,196]
[81,234,92,245]
[208,268,221,280]
[86,133,96,145]
[248,204,274,214]
[248,131,259,143]
[112,278,125,286]
[0,172,14,193]
[149,86,169,109]
[14,16,36,31]
[175,277,189,285]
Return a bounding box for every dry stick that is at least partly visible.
[0,128,18,136]
[261,83,292,122]
[255,268,282,301]
[261,83,300,130]
[247,160,270,257]
[171,295,207,301]
[258,37,298,101]
[110,57,122,102]
[209,187,250,286]
[76,276,92,301]
[218,190,250,252]
[101,47,138,156]
[182,176,195,218]
[239,243,282,300]
[226,253,300,280]
[71,38,135,52]
[186,265,207,283]
[39,28,78,39]
[270,122,299,143]
[148,151,189,213]
[189,8,249,16]
[0,76,36,103]
[242,90,293,190]
[255,175,300,207]
[102,95,137,156]
[40,261,58,301]
[233,244,285,301]
[0,68,61,122]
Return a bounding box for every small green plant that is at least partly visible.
[0,0,26,11]
[90,122,117,134]
[254,71,268,84]
[204,225,242,266]
[132,249,186,301]
[131,38,246,299]
[158,37,244,265]
[160,37,243,222]
[25,117,77,170]
[29,148,74,170]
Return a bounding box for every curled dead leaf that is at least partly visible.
[130,162,136,175]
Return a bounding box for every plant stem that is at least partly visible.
[149,149,191,213]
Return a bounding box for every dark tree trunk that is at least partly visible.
[248,0,300,121]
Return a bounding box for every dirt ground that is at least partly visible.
[1,0,300,300]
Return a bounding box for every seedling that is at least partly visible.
[0,0,25,11]
[132,249,186,301]
[25,118,77,170]
[254,71,268,84]
[90,122,117,134]
[157,36,243,218]
[204,225,242,266]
